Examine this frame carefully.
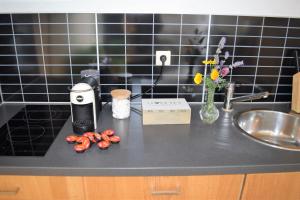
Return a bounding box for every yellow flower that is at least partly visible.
[210,68,219,80]
[202,59,217,65]
[194,73,203,85]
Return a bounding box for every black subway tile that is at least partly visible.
[238,16,263,26]
[237,27,262,36]
[126,14,153,23]
[24,94,48,102]
[0,14,11,23]
[12,14,38,23]
[3,94,23,102]
[0,25,13,34]
[68,13,95,23]
[182,14,209,24]
[40,14,67,23]
[289,18,300,28]
[156,24,181,34]
[98,14,124,23]
[211,15,237,25]
[155,14,181,24]
[264,17,289,27]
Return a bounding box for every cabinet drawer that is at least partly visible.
[84,175,243,200]
[0,176,84,200]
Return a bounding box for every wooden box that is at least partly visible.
[292,72,300,113]
[142,98,191,125]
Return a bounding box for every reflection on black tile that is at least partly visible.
[100,75,125,84]
[21,75,45,84]
[13,24,40,34]
[127,35,152,44]
[155,35,180,45]
[126,14,152,23]
[12,14,38,23]
[48,85,70,93]
[237,27,262,36]
[16,46,42,54]
[0,35,14,44]
[98,14,124,23]
[126,24,152,34]
[40,14,66,23]
[127,55,152,65]
[41,24,67,34]
[234,85,253,93]
[238,16,263,26]
[3,94,23,102]
[99,46,125,54]
[70,35,96,44]
[46,65,70,74]
[127,46,151,55]
[98,24,124,34]
[260,48,283,56]
[182,15,208,24]
[0,75,20,84]
[20,65,45,74]
[0,46,15,54]
[287,28,300,38]
[257,66,280,75]
[0,65,19,74]
[0,25,13,34]
[0,56,16,65]
[71,55,97,65]
[154,24,180,35]
[236,37,260,46]
[263,27,287,37]
[211,15,237,25]
[231,76,255,84]
[255,76,278,84]
[18,56,43,65]
[155,14,181,24]
[264,17,288,27]
[68,13,95,23]
[47,75,72,84]
[0,14,11,23]
[24,94,48,102]
[1,85,22,93]
[289,19,300,27]
[181,24,207,35]
[49,94,69,102]
[99,35,124,44]
[44,56,70,65]
[235,47,258,56]
[210,25,236,35]
[68,24,95,34]
[15,35,41,44]
[43,46,69,54]
[261,38,285,46]
[258,58,282,66]
[23,85,47,93]
[127,65,151,74]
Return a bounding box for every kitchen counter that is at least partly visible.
[0,102,299,176]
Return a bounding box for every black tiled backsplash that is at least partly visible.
[0,13,299,103]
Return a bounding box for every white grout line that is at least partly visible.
[252,17,265,95]
[0,83,4,104]
[176,14,183,98]
[10,14,25,102]
[229,16,239,83]
[202,14,212,103]
[38,13,50,102]
[95,13,100,72]
[151,13,154,98]
[274,18,290,102]
[66,14,74,86]
[124,14,127,90]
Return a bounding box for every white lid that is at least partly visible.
[71,83,93,92]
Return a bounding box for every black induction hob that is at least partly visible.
[0,105,70,156]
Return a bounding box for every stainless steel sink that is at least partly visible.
[234,110,300,151]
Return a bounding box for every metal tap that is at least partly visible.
[223,83,269,111]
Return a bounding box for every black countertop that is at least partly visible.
[0,103,300,176]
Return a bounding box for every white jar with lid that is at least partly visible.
[110,89,131,119]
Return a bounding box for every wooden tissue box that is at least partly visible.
[142,98,191,125]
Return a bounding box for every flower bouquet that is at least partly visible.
[194,37,244,124]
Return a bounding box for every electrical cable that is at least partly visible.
[295,50,300,72]
[130,55,167,100]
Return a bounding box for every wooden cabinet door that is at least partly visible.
[83,176,148,200]
[0,176,84,200]
[145,175,244,200]
[84,175,244,200]
[241,172,300,200]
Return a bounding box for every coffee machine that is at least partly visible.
[70,70,101,134]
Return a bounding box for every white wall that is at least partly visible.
[0,0,300,18]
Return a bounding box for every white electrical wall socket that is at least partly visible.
[156,50,171,66]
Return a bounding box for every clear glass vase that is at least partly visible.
[199,87,219,124]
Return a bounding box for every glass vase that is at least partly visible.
[199,87,219,124]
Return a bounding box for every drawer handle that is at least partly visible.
[0,188,20,196]
[151,185,181,195]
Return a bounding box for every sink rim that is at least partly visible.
[233,109,300,152]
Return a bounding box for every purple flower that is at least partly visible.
[224,51,230,60]
[232,60,244,68]
[218,37,226,50]
[220,67,230,77]
[219,60,225,67]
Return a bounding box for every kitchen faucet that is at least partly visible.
[223,83,269,111]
